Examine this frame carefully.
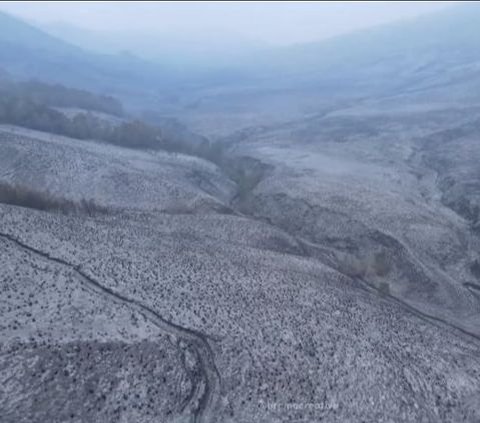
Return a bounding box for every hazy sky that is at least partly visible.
[0,1,457,45]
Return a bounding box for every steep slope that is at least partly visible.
[231,103,480,338]
[0,126,235,214]
[1,190,480,422]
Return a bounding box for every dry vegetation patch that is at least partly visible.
[0,181,108,216]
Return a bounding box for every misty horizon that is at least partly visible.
[0,1,458,49]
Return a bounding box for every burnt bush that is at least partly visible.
[0,182,108,216]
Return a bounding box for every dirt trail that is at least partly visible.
[0,231,221,423]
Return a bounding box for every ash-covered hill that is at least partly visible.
[1,3,480,422]
[1,115,480,422]
[230,102,480,339]
[0,126,235,214]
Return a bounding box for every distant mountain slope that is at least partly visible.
[165,3,480,135]
[41,21,267,68]
[251,3,480,80]
[0,11,188,111]
[2,4,480,130]
[0,11,80,54]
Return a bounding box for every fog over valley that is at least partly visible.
[0,2,479,422]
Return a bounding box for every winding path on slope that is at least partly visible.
[0,231,221,423]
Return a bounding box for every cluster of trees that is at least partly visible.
[0,78,124,116]
[0,94,76,134]
[0,87,270,209]
[0,76,234,167]
[0,83,237,164]
[0,181,107,216]
[0,93,207,152]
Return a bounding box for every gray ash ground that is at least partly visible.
[1,102,480,422]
